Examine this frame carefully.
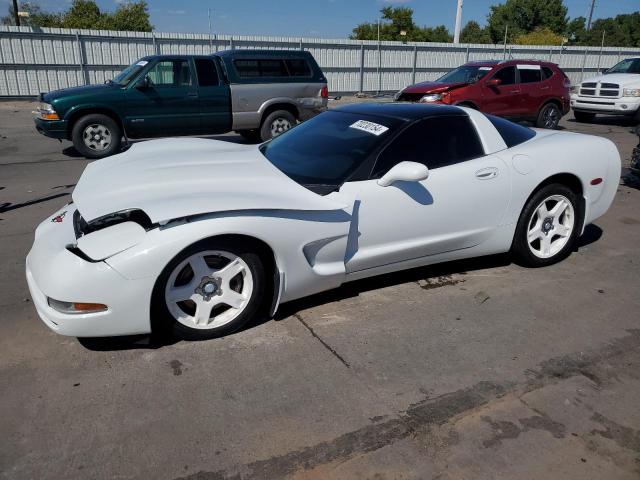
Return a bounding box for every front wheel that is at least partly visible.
[536,103,561,129]
[152,240,266,341]
[71,113,122,159]
[511,184,581,267]
[260,110,296,142]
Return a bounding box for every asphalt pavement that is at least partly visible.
[1,99,640,480]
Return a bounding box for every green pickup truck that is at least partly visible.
[34,50,328,158]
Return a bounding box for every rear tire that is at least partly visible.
[71,113,122,159]
[573,111,595,123]
[511,184,581,268]
[536,103,561,129]
[151,239,267,341]
[259,110,296,142]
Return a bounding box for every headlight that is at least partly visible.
[622,88,640,97]
[35,102,60,120]
[570,85,578,93]
[420,93,443,102]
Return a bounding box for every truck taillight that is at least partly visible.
[321,86,328,98]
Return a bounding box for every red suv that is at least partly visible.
[396,60,571,129]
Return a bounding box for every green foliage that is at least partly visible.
[514,27,564,45]
[1,0,152,31]
[350,6,452,43]
[460,21,492,44]
[569,13,640,48]
[486,0,568,43]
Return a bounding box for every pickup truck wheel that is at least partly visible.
[573,111,595,123]
[72,114,122,159]
[260,110,295,142]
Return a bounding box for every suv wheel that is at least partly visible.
[536,103,561,129]
[71,113,122,159]
[260,110,296,142]
[574,111,595,123]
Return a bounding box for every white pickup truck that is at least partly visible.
[570,57,640,123]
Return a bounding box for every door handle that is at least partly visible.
[509,90,520,94]
[475,167,499,180]
[541,86,550,90]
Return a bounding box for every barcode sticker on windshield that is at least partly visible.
[136,60,148,66]
[350,120,389,136]
[479,67,492,71]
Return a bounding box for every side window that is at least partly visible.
[486,114,536,148]
[492,66,516,86]
[234,59,288,78]
[285,59,312,77]
[372,116,484,178]
[518,66,542,83]
[194,59,219,86]
[542,66,554,80]
[146,60,192,87]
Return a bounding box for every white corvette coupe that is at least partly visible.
[26,103,620,340]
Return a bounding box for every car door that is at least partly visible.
[480,65,523,116]
[516,64,545,117]
[340,115,511,274]
[194,58,232,134]
[124,58,200,137]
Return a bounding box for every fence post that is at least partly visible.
[230,37,234,50]
[412,44,417,85]
[299,37,303,51]
[75,32,88,85]
[358,42,364,94]
[580,48,588,81]
[465,44,470,62]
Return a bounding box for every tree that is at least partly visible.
[569,13,640,48]
[1,0,152,31]
[486,0,568,43]
[350,6,451,43]
[515,27,564,45]
[460,21,492,44]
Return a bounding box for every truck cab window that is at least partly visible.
[195,59,219,86]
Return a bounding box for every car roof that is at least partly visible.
[214,49,313,58]
[333,102,465,121]
[463,59,556,67]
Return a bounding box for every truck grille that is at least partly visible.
[579,81,620,99]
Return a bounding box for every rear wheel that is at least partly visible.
[512,184,581,267]
[152,240,266,341]
[536,103,561,129]
[260,110,296,142]
[71,113,122,159]
[573,111,595,123]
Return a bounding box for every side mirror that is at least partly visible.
[135,76,150,89]
[601,68,609,74]
[485,78,502,87]
[377,161,429,187]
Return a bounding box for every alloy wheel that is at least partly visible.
[526,194,575,258]
[543,106,560,129]
[270,117,292,137]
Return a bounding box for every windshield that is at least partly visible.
[112,60,148,86]
[260,111,402,191]
[606,58,640,74]
[436,65,494,84]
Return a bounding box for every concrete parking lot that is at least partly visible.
[1,100,640,480]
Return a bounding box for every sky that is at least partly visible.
[4,0,640,37]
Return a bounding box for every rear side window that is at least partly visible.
[285,59,312,77]
[234,59,288,77]
[518,66,542,83]
[194,59,219,86]
[492,66,516,86]
[372,116,484,177]
[542,66,554,80]
[486,114,536,148]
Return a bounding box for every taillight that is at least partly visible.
[320,86,328,98]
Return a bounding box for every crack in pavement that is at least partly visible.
[294,313,350,369]
[175,328,640,480]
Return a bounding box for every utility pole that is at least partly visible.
[502,24,508,60]
[586,0,596,30]
[208,8,213,51]
[377,16,381,95]
[453,0,463,44]
[12,0,20,26]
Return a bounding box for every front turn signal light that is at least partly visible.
[48,298,107,314]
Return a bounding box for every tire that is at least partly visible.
[259,110,296,142]
[536,103,561,129]
[573,111,595,123]
[151,239,267,341]
[71,113,122,159]
[237,129,261,143]
[511,184,582,268]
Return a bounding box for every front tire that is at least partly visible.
[573,111,595,123]
[259,110,296,142]
[71,113,122,159]
[151,240,266,341]
[536,103,561,129]
[511,184,581,267]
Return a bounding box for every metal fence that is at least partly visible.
[2,25,640,97]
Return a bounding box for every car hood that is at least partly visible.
[42,83,119,103]
[72,138,347,223]
[402,81,468,94]
[581,73,640,86]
